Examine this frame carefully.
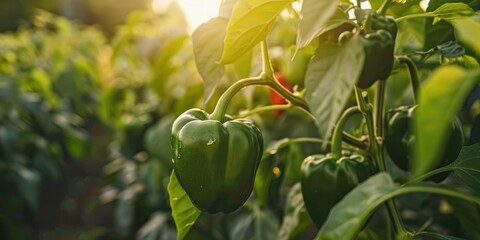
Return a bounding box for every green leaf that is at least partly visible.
[451,143,480,195]
[278,183,314,240]
[230,208,280,240]
[167,172,201,240]
[192,18,228,104]
[316,173,399,240]
[305,35,365,140]
[413,66,479,176]
[432,3,474,18]
[449,16,480,54]
[296,0,339,49]
[220,0,293,64]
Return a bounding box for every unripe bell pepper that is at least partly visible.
[369,13,398,40]
[357,29,395,89]
[300,152,375,228]
[385,106,464,182]
[171,108,263,213]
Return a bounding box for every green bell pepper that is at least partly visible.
[171,108,263,213]
[385,105,464,182]
[369,13,398,40]
[357,29,395,89]
[301,152,374,228]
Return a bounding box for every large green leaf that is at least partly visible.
[413,66,479,176]
[192,17,228,103]
[219,0,293,64]
[315,173,399,240]
[167,172,201,240]
[449,16,480,54]
[304,35,365,140]
[296,0,339,49]
[451,143,480,195]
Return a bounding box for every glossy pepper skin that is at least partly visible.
[385,106,464,182]
[171,108,263,214]
[300,152,374,228]
[357,29,395,89]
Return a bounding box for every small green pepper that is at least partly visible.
[385,106,464,182]
[301,152,375,228]
[357,29,395,89]
[171,108,263,214]
[369,13,398,40]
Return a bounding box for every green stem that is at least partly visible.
[398,186,480,204]
[261,41,274,79]
[403,165,452,185]
[332,106,361,159]
[236,103,292,118]
[378,0,393,15]
[397,56,420,103]
[354,87,380,167]
[342,132,368,150]
[209,76,264,120]
[354,87,407,235]
[395,13,435,22]
[210,41,309,120]
[289,137,330,146]
[374,81,387,138]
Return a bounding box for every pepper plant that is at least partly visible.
[168,0,480,239]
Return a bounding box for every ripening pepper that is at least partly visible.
[385,106,464,182]
[171,108,263,214]
[356,29,395,89]
[301,152,375,228]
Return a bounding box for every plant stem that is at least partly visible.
[342,132,368,150]
[395,13,435,22]
[354,87,380,167]
[354,87,407,236]
[261,41,274,78]
[397,56,420,103]
[398,186,480,205]
[210,41,309,120]
[236,103,292,118]
[332,106,361,159]
[209,76,265,120]
[403,165,452,185]
[374,81,386,138]
[378,0,393,15]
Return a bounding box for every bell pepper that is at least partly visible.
[369,13,398,40]
[300,152,375,228]
[356,29,395,89]
[171,108,263,213]
[385,106,464,182]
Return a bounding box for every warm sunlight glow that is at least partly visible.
[152,0,221,30]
